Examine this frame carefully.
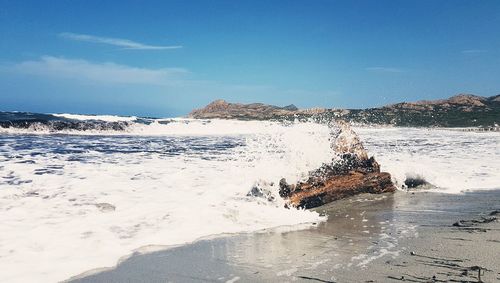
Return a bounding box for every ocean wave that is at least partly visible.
[0,111,303,136]
[1,113,499,282]
[51,113,139,122]
[0,118,332,283]
[356,127,500,193]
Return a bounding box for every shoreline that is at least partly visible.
[70,189,500,283]
[64,222,322,282]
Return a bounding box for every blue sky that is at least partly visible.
[1,0,499,117]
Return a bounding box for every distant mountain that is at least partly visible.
[188,99,300,120]
[189,94,500,128]
[337,94,500,127]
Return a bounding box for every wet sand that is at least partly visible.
[70,190,500,283]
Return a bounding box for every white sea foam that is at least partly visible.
[356,127,500,193]
[0,119,331,283]
[1,121,498,282]
[0,118,310,137]
[52,113,138,122]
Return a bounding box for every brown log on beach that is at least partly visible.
[279,121,396,209]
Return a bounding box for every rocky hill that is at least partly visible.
[336,94,500,127]
[188,99,299,120]
[189,94,500,128]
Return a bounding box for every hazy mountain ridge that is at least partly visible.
[189,94,500,127]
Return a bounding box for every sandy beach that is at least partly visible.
[3,1,500,282]
[70,189,500,283]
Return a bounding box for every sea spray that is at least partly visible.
[356,127,500,193]
[0,119,333,283]
[1,117,499,282]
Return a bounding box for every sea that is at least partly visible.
[0,112,499,282]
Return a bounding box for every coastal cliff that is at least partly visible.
[188,94,500,128]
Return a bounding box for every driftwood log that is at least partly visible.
[279,122,396,209]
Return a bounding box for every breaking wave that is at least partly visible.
[0,115,333,283]
[356,127,500,193]
[1,112,498,282]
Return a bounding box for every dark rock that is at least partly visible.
[278,178,291,198]
[247,182,275,202]
[453,216,497,227]
[0,119,131,132]
[404,175,429,188]
[281,122,396,209]
[489,210,499,216]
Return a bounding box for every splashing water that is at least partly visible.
[0,119,332,283]
[356,127,500,193]
[1,116,498,282]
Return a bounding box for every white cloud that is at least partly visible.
[3,57,339,108]
[59,32,182,50]
[8,56,188,85]
[365,67,404,73]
